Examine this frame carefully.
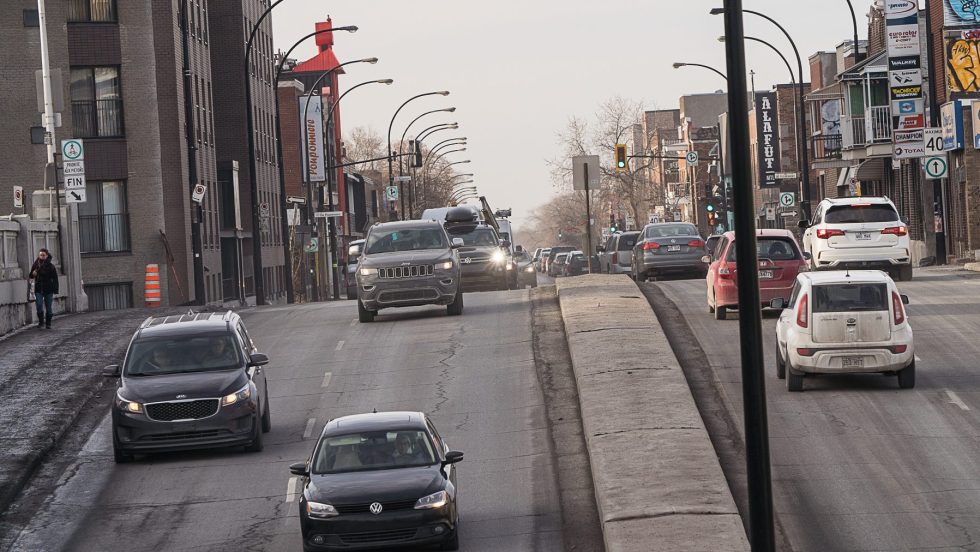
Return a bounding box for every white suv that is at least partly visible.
[799,197,912,281]
[773,271,914,392]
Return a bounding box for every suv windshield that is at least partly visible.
[456,227,499,246]
[125,335,241,376]
[645,224,699,238]
[812,283,888,312]
[726,238,800,262]
[312,430,437,474]
[364,228,448,254]
[825,204,899,224]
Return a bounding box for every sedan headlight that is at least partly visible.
[525,265,535,273]
[491,250,506,264]
[221,384,251,406]
[115,391,143,414]
[306,501,339,519]
[436,260,454,270]
[414,490,449,510]
[359,267,375,276]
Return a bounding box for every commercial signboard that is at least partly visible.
[754,91,780,187]
[299,96,325,182]
[889,69,922,87]
[885,1,924,158]
[941,100,965,150]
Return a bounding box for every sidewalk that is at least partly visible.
[0,307,181,515]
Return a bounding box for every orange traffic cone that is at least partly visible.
[145,264,161,307]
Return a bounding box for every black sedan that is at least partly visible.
[290,412,464,551]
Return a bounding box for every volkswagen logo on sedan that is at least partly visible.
[461,257,472,264]
[369,502,383,515]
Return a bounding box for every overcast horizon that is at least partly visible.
[272,1,875,233]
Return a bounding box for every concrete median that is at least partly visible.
[555,274,749,551]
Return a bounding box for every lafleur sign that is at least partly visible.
[755,91,780,188]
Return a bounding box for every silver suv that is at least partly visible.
[355,220,463,322]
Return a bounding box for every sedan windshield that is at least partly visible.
[456,228,499,246]
[125,335,241,376]
[646,224,699,238]
[313,430,437,474]
[364,228,448,254]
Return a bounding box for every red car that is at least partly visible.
[705,229,808,320]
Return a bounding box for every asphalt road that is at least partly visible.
[7,290,568,551]
[647,267,980,552]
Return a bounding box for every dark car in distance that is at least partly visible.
[563,251,589,277]
[291,412,464,551]
[631,222,708,281]
[103,311,272,463]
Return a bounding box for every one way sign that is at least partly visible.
[65,188,87,203]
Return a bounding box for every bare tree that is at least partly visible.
[343,126,385,173]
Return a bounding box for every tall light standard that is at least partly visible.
[671,62,728,81]
[416,122,458,143]
[844,0,863,63]
[399,107,456,215]
[387,91,451,219]
[711,7,812,219]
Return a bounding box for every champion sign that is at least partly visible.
[754,92,780,188]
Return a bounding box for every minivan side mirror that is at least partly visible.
[797,220,809,229]
[701,255,711,264]
[289,462,309,476]
[769,298,788,310]
[451,238,464,248]
[900,294,909,305]
[102,364,120,377]
[443,451,464,465]
[248,352,269,367]
[803,251,812,261]
[500,240,511,249]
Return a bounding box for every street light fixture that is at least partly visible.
[387,91,451,218]
[672,62,728,81]
[399,107,456,216]
[416,122,458,143]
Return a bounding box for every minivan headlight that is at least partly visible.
[221,384,251,406]
[306,501,339,519]
[437,260,453,270]
[115,391,143,414]
[414,490,449,510]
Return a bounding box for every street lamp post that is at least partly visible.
[844,0,863,63]
[416,123,458,144]
[672,62,728,81]
[387,91,450,219]
[398,107,455,216]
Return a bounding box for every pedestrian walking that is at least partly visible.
[29,248,58,329]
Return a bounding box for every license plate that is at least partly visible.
[841,356,864,368]
[759,270,773,279]
[666,245,681,252]
[854,232,872,240]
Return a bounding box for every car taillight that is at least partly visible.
[718,264,734,280]
[890,344,908,354]
[611,252,618,264]
[688,239,704,248]
[796,294,808,328]
[881,226,908,236]
[796,348,815,357]
[892,291,905,325]
[642,241,660,251]
[816,228,845,239]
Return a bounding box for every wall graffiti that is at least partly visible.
[945,0,980,27]
[946,38,980,92]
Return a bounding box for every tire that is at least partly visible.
[113,433,134,464]
[714,305,727,320]
[787,367,804,392]
[898,361,915,389]
[898,264,913,282]
[244,417,264,452]
[357,300,375,323]
[775,344,786,379]
[708,290,716,313]
[447,289,464,316]
[261,387,272,433]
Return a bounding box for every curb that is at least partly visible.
[555,275,749,552]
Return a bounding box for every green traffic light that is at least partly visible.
[617,161,625,168]
[706,204,714,212]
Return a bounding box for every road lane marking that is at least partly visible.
[303,418,317,439]
[322,372,332,388]
[335,340,345,351]
[946,390,970,411]
[285,476,300,502]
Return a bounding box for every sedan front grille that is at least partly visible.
[378,265,434,279]
[339,528,418,544]
[334,499,417,515]
[145,399,219,422]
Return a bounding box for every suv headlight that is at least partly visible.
[491,250,506,264]
[115,391,143,414]
[525,264,535,273]
[221,384,251,406]
[436,260,454,270]
[414,490,449,510]
[359,267,375,276]
[306,501,339,519]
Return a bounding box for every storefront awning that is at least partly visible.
[854,158,885,181]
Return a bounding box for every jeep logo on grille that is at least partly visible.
[175,394,187,399]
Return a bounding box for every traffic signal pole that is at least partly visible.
[583,162,593,273]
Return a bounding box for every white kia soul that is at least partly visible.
[799,197,913,281]
[773,270,914,392]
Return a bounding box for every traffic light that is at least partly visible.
[705,199,716,226]
[409,140,423,167]
[615,144,627,173]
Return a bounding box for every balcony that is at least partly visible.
[79,213,130,253]
[843,106,890,149]
[811,134,843,161]
[72,99,124,138]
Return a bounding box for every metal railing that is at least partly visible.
[79,213,130,253]
[811,134,843,160]
[867,106,891,143]
[72,99,124,138]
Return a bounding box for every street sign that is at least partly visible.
[286,195,307,205]
[924,156,948,179]
[314,211,343,218]
[780,211,798,217]
[65,188,86,203]
[386,186,399,201]
[779,192,796,208]
[287,208,302,226]
[571,155,601,190]
[13,186,23,208]
[64,174,85,190]
[924,127,944,155]
[685,151,699,166]
[765,206,776,221]
[61,139,83,161]
[192,183,206,203]
[304,236,319,253]
[62,160,85,176]
[774,172,798,180]
[394,176,411,183]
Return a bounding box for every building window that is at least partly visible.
[68,0,116,22]
[1,231,17,268]
[85,282,133,311]
[32,231,60,269]
[70,67,124,138]
[78,181,130,253]
[23,9,39,27]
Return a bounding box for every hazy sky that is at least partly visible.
[272,1,869,231]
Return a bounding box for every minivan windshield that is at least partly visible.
[364,228,448,254]
[812,283,888,312]
[825,204,899,224]
[456,227,499,246]
[125,335,242,376]
[312,430,437,474]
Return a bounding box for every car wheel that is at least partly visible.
[714,305,727,320]
[447,289,464,316]
[261,387,272,433]
[244,417,264,453]
[113,433,134,464]
[787,367,804,392]
[357,300,375,323]
[708,290,716,313]
[775,344,786,379]
[898,264,913,282]
[898,360,915,389]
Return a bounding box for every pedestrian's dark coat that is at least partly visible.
[31,257,59,295]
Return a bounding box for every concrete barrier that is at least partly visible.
[555,274,749,552]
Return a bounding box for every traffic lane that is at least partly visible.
[63,291,563,551]
[651,269,980,552]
